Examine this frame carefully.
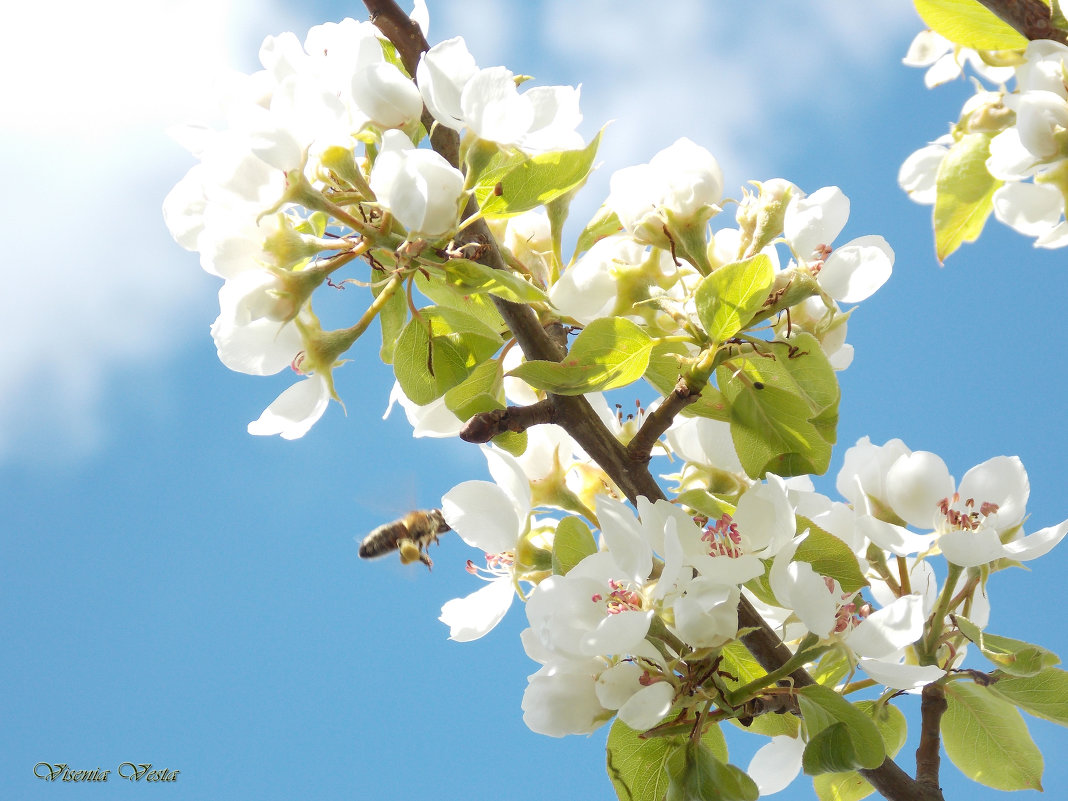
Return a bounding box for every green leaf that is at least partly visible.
[375,277,408,364]
[441,258,550,304]
[414,270,508,336]
[794,519,868,594]
[666,742,759,801]
[574,205,623,259]
[475,130,603,218]
[942,680,1044,790]
[953,615,1061,677]
[990,667,1068,726]
[443,360,503,418]
[812,702,907,801]
[803,722,864,775]
[798,685,885,771]
[694,255,775,344]
[933,132,1002,262]
[393,308,504,405]
[913,0,1029,50]
[717,334,839,478]
[607,720,676,801]
[509,317,653,394]
[552,516,597,575]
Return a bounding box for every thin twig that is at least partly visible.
[973,0,1068,44]
[460,400,556,443]
[626,377,700,463]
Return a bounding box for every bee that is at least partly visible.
[358,509,451,570]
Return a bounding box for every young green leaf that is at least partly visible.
[694,255,775,344]
[666,741,759,801]
[606,720,676,801]
[933,132,1002,263]
[441,258,550,304]
[794,518,868,595]
[943,680,1044,791]
[552,516,597,575]
[812,702,907,801]
[913,0,1029,50]
[375,277,409,364]
[475,130,603,218]
[716,334,840,477]
[509,317,653,394]
[953,615,1061,677]
[989,667,1068,726]
[797,685,886,771]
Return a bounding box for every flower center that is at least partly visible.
[699,513,742,558]
[591,579,644,614]
[465,551,515,580]
[936,493,1000,532]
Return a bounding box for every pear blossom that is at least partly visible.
[438,447,537,641]
[783,186,893,303]
[606,137,724,246]
[369,129,465,240]
[416,36,583,152]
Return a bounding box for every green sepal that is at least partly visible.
[508,317,652,394]
[551,516,597,575]
[933,132,1002,263]
[942,679,1044,791]
[953,615,1061,677]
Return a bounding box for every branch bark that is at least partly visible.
[460,399,557,443]
[973,0,1068,44]
[363,3,935,798]
[915,683,948,798]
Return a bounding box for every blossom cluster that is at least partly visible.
[900,35,1068,249]
[437,425,1066,790]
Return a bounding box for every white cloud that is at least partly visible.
[0,0,295,466]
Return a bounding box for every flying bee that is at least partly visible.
[358,509,451,570]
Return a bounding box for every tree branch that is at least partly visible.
[915,683,948,797]
[363,4,931,798]
[972,0,1068,44]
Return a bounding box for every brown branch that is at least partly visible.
[460,399,556,443]
[363,5,930,799]
[626,376,700,463]
[916,683,948,797]
[973,0,1068,44]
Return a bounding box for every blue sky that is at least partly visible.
[3,1,1067,799]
